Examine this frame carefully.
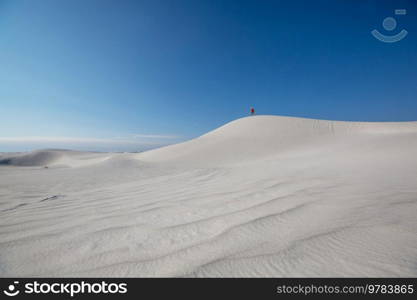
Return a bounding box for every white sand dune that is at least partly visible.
[0,149,112,167]
[1,115,417,277]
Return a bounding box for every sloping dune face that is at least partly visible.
[1,116,417,277]
[138,116,417,165]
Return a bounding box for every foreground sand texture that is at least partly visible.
[1,115,417,277]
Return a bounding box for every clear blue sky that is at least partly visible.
[1,0,416,151]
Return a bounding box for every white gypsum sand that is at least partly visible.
[0,115,417,277]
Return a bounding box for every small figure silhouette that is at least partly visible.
[250,107,255,115]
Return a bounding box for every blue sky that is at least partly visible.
[1,0,416,152]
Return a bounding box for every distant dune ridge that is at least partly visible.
[0,149,113,167]
[0,149,76,166]
[1,115,417,276]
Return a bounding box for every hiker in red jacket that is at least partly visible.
[250,107,255,115]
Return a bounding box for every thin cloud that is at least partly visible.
[131,134,180,139]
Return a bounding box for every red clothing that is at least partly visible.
[250,108,255,114]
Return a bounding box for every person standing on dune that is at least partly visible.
[250,107,255,115]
